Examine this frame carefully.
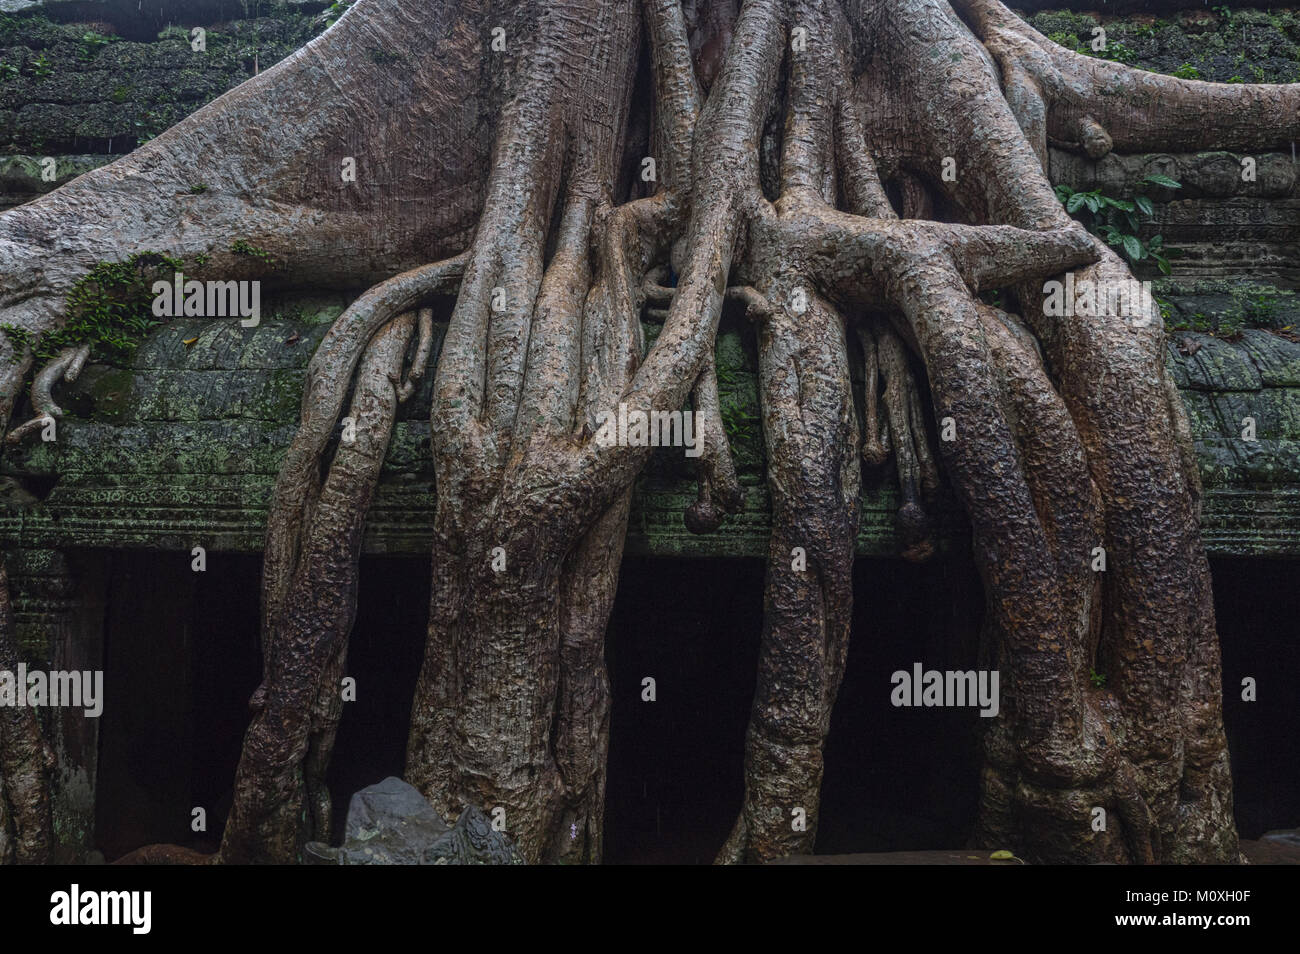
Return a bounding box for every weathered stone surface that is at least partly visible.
[0,8,323,165]
[1051,151,1298,202]
[1178,333,1264,391]
[5,289,1300,559]
[0,1,328,33]
[307,776,448,866]
[303,777,523,866]
[422,805,524,866]
[1238,330,1300,388]
[1211,390,1300,442]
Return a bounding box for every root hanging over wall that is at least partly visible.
[221,312,418,863]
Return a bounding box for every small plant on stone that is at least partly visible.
[1054,174,1181,273]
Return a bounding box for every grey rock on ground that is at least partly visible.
[304,777,522,865]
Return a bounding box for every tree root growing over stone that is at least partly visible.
[4,0,1298,864]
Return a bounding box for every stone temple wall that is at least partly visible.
[0,3,1298,566]
[1,3,1298,278]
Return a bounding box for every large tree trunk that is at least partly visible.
[5,0,1296,864]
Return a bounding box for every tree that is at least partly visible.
[2,0,1294,865]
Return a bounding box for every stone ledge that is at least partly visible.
[2,480,1298,559]
[5,307,1300,559]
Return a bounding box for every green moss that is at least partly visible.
[83,367,136,422]
[1,324,35,364]
[229,239,275,266]
[1025,10,1098,39]
[42,252,188,366]
[79,31,116,61]
[1162,282,1299,337]
[1047,31,1083,53]
[323,1,357,29]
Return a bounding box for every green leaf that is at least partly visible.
[1084,195,1103,213]
[1134,195,1154,216]
[1156,256,1172,276]
[1122,235,1143,260]
[1066,193,1087,214]
[1143,173,1182,189]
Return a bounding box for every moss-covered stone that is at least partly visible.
[0,9,323,156]
[4,285,1300,559]
[1023,7,1300,84]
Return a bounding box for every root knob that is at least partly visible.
[685,500,724,534]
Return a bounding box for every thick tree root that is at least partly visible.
[5,0,1259,867]
[262,257,465,649]
[5,344,90,445]
[875,0,1241,862]
[718,279,859,864]
[952,0,1300,158]
[221,312,417,863]
[0,555,55,864]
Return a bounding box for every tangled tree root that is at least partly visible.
[857,321,939,561]
[5,344,90,445]
[5,0,1293,866]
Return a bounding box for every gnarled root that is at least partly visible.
[858,320,939,561]
[5,344,90,445]
[951,0,1300,157]
[406,0,789,863]
[262,257,465,653]
[220,311,417,864]
[718,278,860,864]
[825,0,1241,861]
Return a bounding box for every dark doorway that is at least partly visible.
[90,549,1297,862]
[95,550,261,860]
[602,551,988,861]
[94,551,429,858]
[816,554,986,854]
[1211,557,1300,840]
[603,556,765,863]
[324,556,430,837]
